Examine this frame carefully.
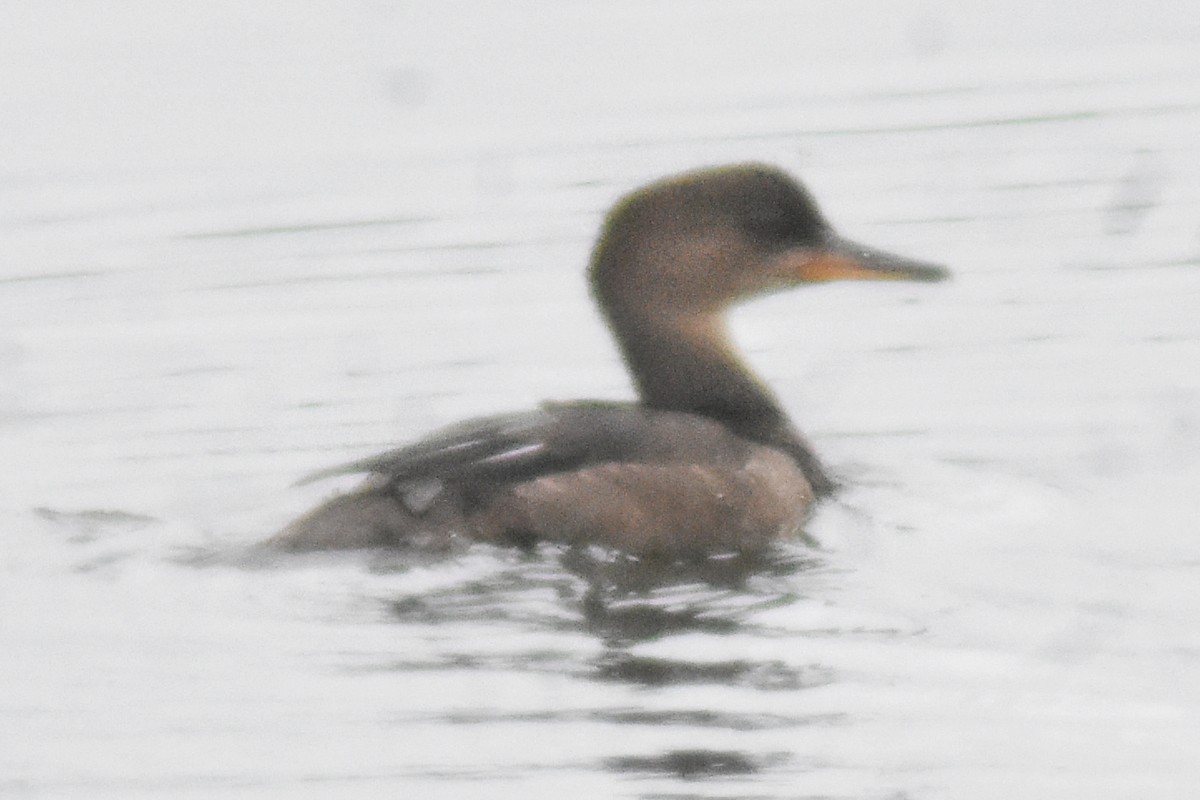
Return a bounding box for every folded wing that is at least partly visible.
[298,401,753,490]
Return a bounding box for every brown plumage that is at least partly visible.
[269,164,947,556]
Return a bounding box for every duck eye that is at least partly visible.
[738,186,826,246]
[743,208,807,246]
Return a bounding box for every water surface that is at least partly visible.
[2,2,1199,798]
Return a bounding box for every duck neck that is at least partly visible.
[615,312,780,423]
[606,310,834,494]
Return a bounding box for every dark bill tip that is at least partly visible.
[826,235,950,283]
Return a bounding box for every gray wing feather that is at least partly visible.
[296,409,558,485]
[296,402,748,488]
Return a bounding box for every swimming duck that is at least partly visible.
[270,164,946,555]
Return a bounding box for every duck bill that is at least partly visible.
[796,234,949,283]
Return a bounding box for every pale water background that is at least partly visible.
[2,2,1199,798]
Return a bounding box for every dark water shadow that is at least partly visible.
[606,747,784,780]
[373,539,834,699]
[561,544,820,645]
[33,506,161,539]
[39,509,840,790]
[375,540,824,643]
[370,540,838,789]
[36,509,829,674]
[31,506,168,573]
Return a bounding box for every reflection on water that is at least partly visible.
[358,541,843,786]
[382,541,820,645]
[3,1,1200,798]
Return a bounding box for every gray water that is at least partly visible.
[3,2,1199,798]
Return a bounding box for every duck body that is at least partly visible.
[273,402,813,555]
[270,164,946,556]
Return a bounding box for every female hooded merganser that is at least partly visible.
[270,164,946,555]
